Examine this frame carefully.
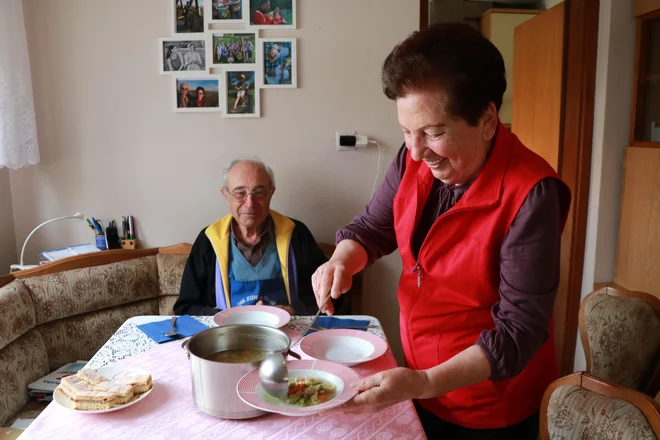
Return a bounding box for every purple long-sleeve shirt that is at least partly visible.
[337,144,567,381]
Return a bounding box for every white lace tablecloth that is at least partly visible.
[20,315,426,440]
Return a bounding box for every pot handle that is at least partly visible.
[181,339,190,360]
[287,349,301,360]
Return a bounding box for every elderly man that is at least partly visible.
[174,159,329,316]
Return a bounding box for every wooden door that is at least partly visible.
[511,3,565,171]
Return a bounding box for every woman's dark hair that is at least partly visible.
[166,45,175,58]
[381,22,506,126]
[196,86,205,93]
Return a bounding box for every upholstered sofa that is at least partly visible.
[0,245,190,427]
[0,241,351,427]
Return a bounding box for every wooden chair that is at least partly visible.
[541,372,660,439]
[579,285,660,395]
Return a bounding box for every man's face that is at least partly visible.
[180,83,189,96]
[222,162,274,231]
[260,1,270,12]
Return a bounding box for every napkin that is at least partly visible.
[137,316,209,344]
[306,316,371,334]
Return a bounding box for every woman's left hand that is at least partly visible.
[338,367,429,414]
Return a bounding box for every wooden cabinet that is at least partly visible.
[631,10,660,145]
[510,4,565,171]
[635,0,660,17]
[481,8,539,125]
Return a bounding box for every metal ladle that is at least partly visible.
[259,294,333,400]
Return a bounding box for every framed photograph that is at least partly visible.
[160,36,208,74]
[223,67,260,118]
[208,0,246,24]
[174,77,222,112]
[259,38,296,88]
[173,0,205,34]
[249,0,295,30]
[209,31,257,67]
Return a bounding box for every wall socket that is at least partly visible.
[336,131,357,151]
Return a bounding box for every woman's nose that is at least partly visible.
[409,135,426,161]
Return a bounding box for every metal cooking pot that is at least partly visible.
[182,324,290,419]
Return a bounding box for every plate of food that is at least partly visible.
[213,305,290,328]
[53,366,154,413]
[299,329,388,366]
[236,359,360,416]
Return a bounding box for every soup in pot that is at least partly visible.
[204,348,271,363]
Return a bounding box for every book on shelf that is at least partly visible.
[28,360,87,393]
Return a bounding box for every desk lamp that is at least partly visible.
[10,212,85,272]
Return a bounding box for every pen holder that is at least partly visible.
[95,235,107,251]
[121,239,139,250]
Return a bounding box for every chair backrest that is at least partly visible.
[579,285,660,392]
[541,372,660,440]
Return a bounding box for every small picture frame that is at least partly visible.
[259,38,296,88]
[173,0,206,34]
[174,76,222,112]
[248,0,296,30]
[160,36,209,74]
[208,0,247,24]
[209,31,257,67]
[223,67,260,118]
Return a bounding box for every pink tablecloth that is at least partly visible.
[20,338,427,440]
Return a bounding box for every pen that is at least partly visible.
[128,216,134,240]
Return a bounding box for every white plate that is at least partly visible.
[53,366,154,414]
[236,359,360,416]
[299,329,388,366]
[213,305,291,328]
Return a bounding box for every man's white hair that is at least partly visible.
[222,158,275,189]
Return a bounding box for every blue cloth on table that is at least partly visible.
[137,316,209,344]
[305,316,371,334]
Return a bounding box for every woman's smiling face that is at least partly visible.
[397,89,498,185]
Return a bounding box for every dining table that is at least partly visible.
[18,315,428,440]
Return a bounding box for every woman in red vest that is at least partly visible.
[312,23,571,439]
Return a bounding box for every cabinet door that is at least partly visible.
[635,0,660,17]
[511,3,565,171]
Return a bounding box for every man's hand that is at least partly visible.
[332,367,429,414]
[311,260,353,315]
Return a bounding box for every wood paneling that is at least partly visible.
[615,147,660,297]
[158,243,192,255]
[482,9,539,124]
[12,248,158,279]
[0,274,13,288]
[555,0,599,376]
[511,3,565,170]
[636,0,660,17]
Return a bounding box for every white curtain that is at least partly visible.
[0,0,40,169]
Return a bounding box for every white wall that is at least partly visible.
[13,0,415,363]
[0,169,17,272]
[574,0,635,371]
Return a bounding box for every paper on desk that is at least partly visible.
[42,244,100,262]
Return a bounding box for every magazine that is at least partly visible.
[28,360,87,393]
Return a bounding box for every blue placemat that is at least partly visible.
[306,316,371,334]
[137,316,209,344]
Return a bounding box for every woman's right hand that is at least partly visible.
[311,260,353,316]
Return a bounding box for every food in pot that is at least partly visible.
[285,377,336,407]
[204,348,271,363]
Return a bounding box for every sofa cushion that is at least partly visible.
[36,298,158,371]
[23,256,159,325]
[157,254,186,315]
[547,384,656,440]
[2,399,49,428]
[0,330,49,427]
[0,280,35,351]
[159,296,177,316]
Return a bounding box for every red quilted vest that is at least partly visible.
[393,122,569,429]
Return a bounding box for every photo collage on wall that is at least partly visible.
[161,0,297,118]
